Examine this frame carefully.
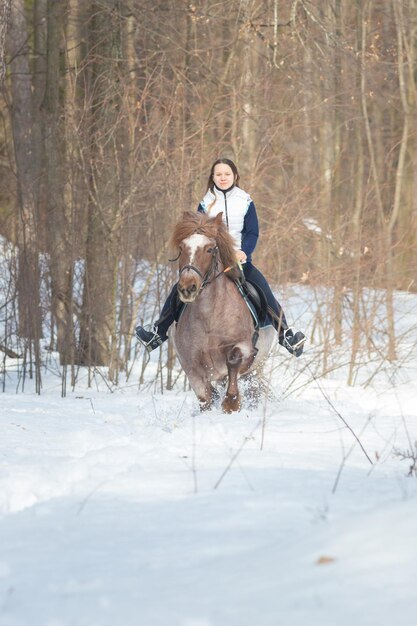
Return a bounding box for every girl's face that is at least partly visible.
[212,164,235,190]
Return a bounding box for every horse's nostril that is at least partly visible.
[178,284,196,299]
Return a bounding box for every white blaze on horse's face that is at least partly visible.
[185,234,211,265]
[178,233,215,303]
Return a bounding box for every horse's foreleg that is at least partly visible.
[222,346,243,413]
[186,371,215,412]
[199,382,221,412]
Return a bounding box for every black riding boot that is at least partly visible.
[136,284,178,352]
[279,328,306,357]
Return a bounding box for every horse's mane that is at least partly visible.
[170,211,240,280]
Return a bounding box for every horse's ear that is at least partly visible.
[214,212,223,226]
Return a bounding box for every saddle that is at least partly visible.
[240,280,269,326]
[234,278,275,332]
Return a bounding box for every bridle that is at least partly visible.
[178,244,220,291]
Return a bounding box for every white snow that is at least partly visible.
[1,287,417,625]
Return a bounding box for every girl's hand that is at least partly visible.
[236,250,247,263]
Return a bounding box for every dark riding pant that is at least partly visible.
[156,262,287,339]
[156,284,178,340]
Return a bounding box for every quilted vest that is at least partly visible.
[200,186,252,250]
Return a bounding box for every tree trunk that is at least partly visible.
[0,0,11,84]
[78,0,122,369]
[393,0,417,291]
[42,0,75,365]
[7,0,42,345]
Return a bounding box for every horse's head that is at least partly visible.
[171,212,222,303]
[171,211,239,303]
[177,232,218,303]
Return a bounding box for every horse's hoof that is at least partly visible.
[199,399,213,412]
[222,394,241,413]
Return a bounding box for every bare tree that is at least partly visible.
[7,0,42,389]
[0,0,11,84]
[1,0,417,386]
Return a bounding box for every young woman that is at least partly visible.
[136,158,306,356]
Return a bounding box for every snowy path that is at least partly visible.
[1,372,416,626]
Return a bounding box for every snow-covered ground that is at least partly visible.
[1,286,417,626]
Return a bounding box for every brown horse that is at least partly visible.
[170,211,275,413]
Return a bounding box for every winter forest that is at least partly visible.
[1,0,416,384]
[1,2,417,625]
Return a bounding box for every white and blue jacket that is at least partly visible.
[197,185,259,263]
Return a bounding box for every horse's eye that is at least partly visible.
[207,247,213,253]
